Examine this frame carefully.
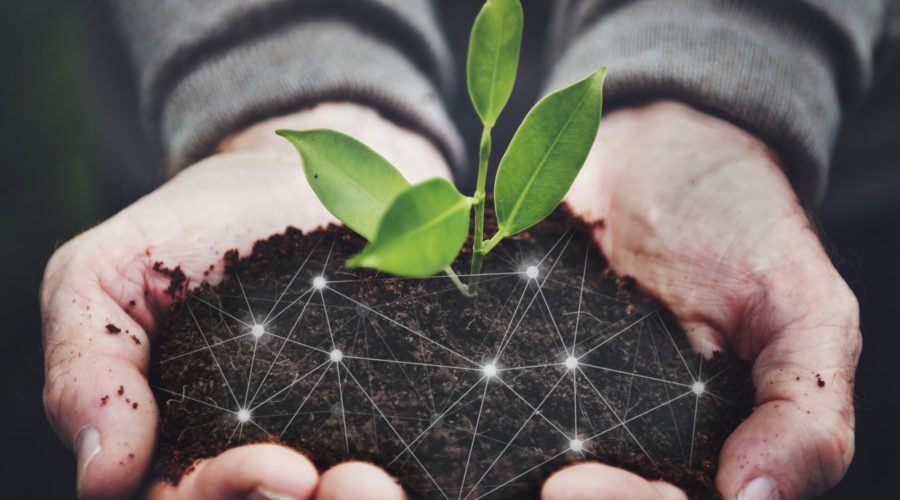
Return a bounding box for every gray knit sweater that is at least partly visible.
[107,0,899,204]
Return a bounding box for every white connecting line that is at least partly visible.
[158,230,728,498]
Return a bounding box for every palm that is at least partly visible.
[113,153,337,315]
[560,102,860,499]
[593,142,803,359]
[116,103,452,313]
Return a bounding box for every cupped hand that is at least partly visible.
[40,102,449,499]
[547,101,860,500]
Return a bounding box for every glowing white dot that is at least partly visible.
[330,349,343,363]
[250,324,264,338]
[525,265,539,279]
[692,381,706,396]
[569,438,584,452]
[237,409,251,423]
[313,276,327,289]
[482,362,498,378]
[565,356,579,370]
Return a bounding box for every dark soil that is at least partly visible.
[151,206,753,499]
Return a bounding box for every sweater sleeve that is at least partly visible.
[104,0,465,174]
[545,0,893,204]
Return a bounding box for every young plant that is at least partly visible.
[278,0,605,296]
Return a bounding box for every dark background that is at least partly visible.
[1,0,897,498]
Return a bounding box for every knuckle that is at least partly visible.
[41,234,96,306]
[814,413,855,485]
[42,338,96,431]
[42,363,73,436]
[831,280,860,326]
[41,243,74,303]
[44,234,87,279]
[828,279,862,362]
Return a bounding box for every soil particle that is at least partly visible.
[105,323,121,334]
[101,395,109,406]
[153,261,188,298]
[118,386,124,396]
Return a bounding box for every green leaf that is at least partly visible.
[466,0,523,126]
[494,68,606,236]
[347,178,471,278]
[276,129,409,241]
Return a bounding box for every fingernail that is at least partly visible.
[738,476,781,500]
[248,486,298,500]
[75,426,101,497]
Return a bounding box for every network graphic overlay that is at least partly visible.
[154,226,743,499]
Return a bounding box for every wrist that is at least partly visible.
[218,102,453,183]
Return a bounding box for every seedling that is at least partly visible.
[278,0,605,296]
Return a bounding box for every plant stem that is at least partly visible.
[444,266,473,297]
[468,125,492,295]
[482,230,505,254]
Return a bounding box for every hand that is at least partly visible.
[40,102,450,499]
[546,101,860,499]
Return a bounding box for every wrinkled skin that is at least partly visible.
[41,101,859,500]
[549,101,860,500]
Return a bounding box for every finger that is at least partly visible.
[716,274,861,499]
[681,321,728,358]
[315,462,405,500]
[541,463,687,500]
[41,237,162,499]
[148,444,318,500]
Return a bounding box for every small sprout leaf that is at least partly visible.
[494,68,606,236]
[347,178,471,278]
[276,129,409,241]
[467,0,523,126]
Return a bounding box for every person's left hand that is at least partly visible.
[542,101,860,500]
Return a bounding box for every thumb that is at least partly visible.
[41,239,163,498]
[716,275,861,499]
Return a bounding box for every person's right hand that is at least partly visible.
[40,102,451,499]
